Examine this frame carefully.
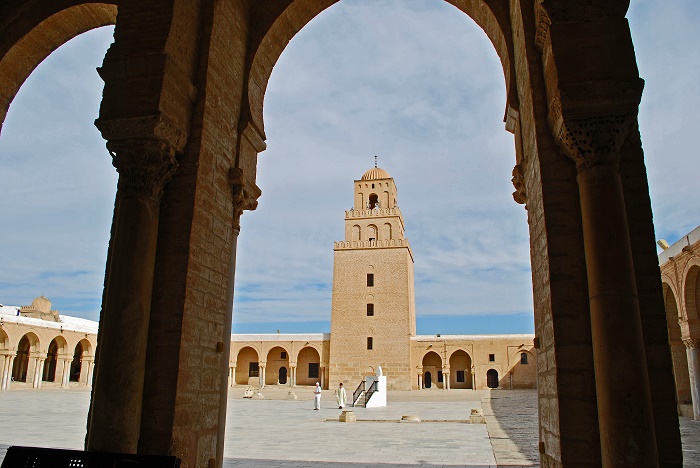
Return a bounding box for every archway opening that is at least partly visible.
[43,338,59,382]
[685,266,700,321]
[297,346,321,386]
[12,333,38,382]
[448,349,472,389]
[70,341,84,382]
[422,351,442,389]
[486,368,499,389]
[664,283,691,406]
[235,346,260,386]
[265,346,290,385]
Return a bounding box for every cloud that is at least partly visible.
[0,0,698,332]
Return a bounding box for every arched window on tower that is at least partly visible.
[352,225,361,241]
[367,225,377,242]
[368,193,379,210]
[383,223,392,240]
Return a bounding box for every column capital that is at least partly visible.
[109,138,178,205]
[683,338,700,350]
[229,167,261,232]
[552,112,637,173]
[511,163,527,205]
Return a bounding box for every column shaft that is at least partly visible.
[0,355,9,390]
[61,359,71,388]
[87,139,176,454]
[687,346,700,420]
[577,164,657,465]
[216,230,239,465]
[3,355,15,389]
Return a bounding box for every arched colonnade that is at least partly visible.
[0,324,96,390]
[417,345,536,390]
[230,341,326,388]
[0,1,682,466]
[660,227,700,421]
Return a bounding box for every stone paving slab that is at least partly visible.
[0,386,698,467]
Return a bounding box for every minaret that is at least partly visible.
[328,166,416,391]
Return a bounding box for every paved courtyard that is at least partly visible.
[0,386,697,467]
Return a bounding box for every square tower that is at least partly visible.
[329,167,416,391]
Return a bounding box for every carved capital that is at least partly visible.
[108,139,178,204]
[553,112,636,172]
[96,113,188,153]
[229,168,262,232]
[512,164,527,205]
[683,338,700,350]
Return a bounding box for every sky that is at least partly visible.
[0,0,698,335]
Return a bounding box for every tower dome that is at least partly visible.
[31,295,51,313]
[361,167,391,181]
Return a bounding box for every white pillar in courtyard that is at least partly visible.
[685,339,700,420]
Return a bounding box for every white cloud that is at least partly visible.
[0,0,698,330]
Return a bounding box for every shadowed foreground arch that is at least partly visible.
[0,0,682,466]
[0,2,117,135]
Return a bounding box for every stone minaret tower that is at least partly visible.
[328,166,416,391]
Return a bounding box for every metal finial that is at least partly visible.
[375,155,377,168]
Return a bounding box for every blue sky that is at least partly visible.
[1,0,699,335]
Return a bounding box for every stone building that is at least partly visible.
[0,2,682,466]
[229,167,536,393]
[0,297,97,391]
[659,225,700,421]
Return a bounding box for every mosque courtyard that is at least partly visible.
[0,386,697,467]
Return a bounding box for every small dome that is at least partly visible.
[31,295,51,313]
[361,167,391,180]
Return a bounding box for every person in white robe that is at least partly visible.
[313,382,322,410]
[334,382,347,409]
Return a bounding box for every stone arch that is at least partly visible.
[367,224,378,242]
[0,328,8,350]
[383,223,392,241]
[684,264,700,321]
[0,2,117,134]
[11,332,40,382]
[422,350,442,389]
[508,349,537,389]
[265,345,290,385]
[69,338,92,382]
[245,0,516,138]
[296,346,321,386]
[352,224,361,241]
[448,349,472,389]
[663,282,691,408]
[43,334,68,382]
[235,346,260,385]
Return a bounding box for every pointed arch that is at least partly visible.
[0,2,117,134]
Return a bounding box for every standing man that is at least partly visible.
[313,382,322,410]
[334,382,347,409]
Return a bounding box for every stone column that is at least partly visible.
[320,366,326,390]
[87,138,177,454]
[0,353,13,390]
[80,357,94,385]
[61,358,72,388]
[289,366,296,387]
[684,338,700,420]
[87,360,95,387]
[230,366,236,387]
[417,371,422,389]
[557,114,657,464]
[259,365,266,388]
[31,355,45,389]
